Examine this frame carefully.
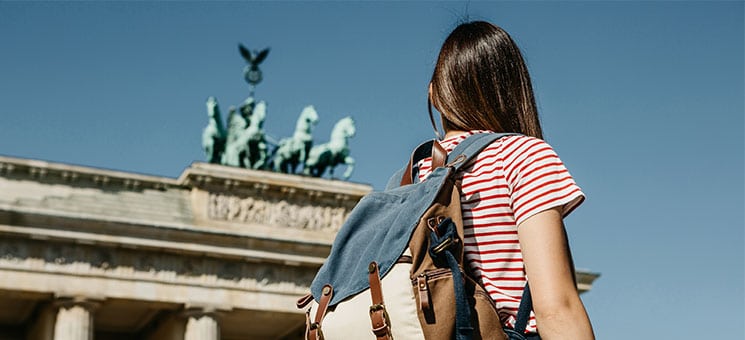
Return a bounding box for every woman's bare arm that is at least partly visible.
[518,206,595,340]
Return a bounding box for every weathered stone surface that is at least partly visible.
[0,156,371,339]
[183,309,219,340]
[53,298,99,340]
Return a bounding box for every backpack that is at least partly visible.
[297,132,532,340]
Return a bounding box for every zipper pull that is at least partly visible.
[417,273,430,311]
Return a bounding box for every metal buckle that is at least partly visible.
[369,304,393,339]
[432,237,454,254]
[309,322,324,340]
[446,154,467,167]
[369,304,385,313]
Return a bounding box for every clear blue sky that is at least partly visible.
[1,1,743,338]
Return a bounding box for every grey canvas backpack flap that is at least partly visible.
[297,133,517,340]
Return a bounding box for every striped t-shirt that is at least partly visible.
[416,130,584,333]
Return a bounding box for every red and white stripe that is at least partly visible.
[416,131,584,333]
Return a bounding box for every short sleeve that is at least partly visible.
[503,136,585,226]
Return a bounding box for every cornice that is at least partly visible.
[178,162,372,200]
[0,155,177,191]
[0,156,373,200]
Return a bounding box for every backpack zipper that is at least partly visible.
[412,268,457,312]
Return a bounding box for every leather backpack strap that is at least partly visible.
[432,141,447,172]
[308,285,333,340]
[395,132,519,188]
[399,139,447,186]
[296,293,314,309]
[367,262,392,340]
[304,307,312,340]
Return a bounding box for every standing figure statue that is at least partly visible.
[202,96,226,164]
[221,105,249,167]
[272,105,319,174]
[244,100,268,169]
[239,96,255,121]
[304,117,356,179]
[221,97,269,169]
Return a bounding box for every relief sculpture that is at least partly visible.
[208,193,349,231]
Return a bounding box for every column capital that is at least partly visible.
[182,306,223,340]
[181,305,229,321]
[182,307,216,319]
[52,296,102,340]
[53,296,104,312]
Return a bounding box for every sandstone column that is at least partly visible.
[53,297,100,340]
[183,308,220,340]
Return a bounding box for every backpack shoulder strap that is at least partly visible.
[513,283,533,334]
[446,132,519,171]
[385,132,519,190]
[447,132,535,334]
[384,139,446,190]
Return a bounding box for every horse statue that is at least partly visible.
[303,117,356,179]
[202,96,226,164]
[272,105,319,174]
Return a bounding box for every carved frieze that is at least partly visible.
[208,193,350,231]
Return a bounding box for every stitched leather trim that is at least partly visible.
[308,285,333,340]
[400,140,447,186]
[296,293,313,309]
[368,262,392,340]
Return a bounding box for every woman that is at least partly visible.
[418,21,595,339]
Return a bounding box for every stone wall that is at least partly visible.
[0,156,371,339]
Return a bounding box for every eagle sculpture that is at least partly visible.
[238,43,270,86]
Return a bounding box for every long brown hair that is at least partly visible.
[429,21,543,139]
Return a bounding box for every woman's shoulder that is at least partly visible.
[441,131,561,168]
[490,134,552,153]
[467,133,569,179]
[463,132,553,158]
[441,130,537,148]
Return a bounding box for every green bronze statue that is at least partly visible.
[221,104,248,167]
[272,105,319,174]
[245,100,269,170]
[202,96,226,164]
[303,117,356,180]
[200,42,357,180]
[220,96,269,169]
